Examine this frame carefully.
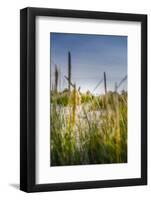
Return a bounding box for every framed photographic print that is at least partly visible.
[20,7,147,192]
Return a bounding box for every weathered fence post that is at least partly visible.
[104,72,107,94]
[68,51,71,92]
[55,65,58,93]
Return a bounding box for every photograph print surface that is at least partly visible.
[50,33,127,166]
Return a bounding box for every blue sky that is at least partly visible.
[50,33,127,94]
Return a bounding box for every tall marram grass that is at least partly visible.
[50,90,127,166]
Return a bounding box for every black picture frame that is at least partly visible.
[20,7,147,192]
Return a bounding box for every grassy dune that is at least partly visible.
[50,90,127,166]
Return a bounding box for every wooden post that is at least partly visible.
[55,65,58,93]
[68,52,71,92]
[104,72,107,94]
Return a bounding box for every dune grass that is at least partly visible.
[50,90,127,166]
